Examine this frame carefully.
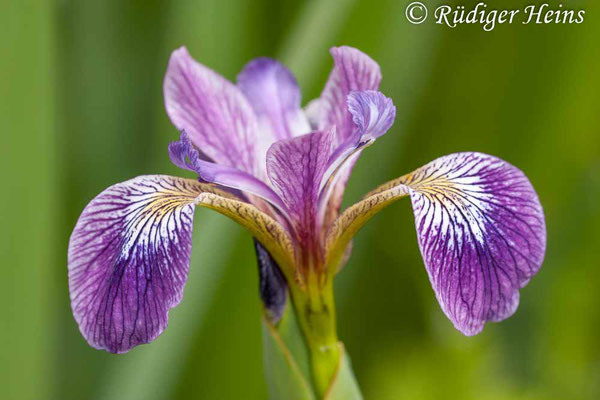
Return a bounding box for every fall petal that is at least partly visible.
[327,153,546,334]
[69,175,296,353]
[68,175,204,353]
[403,153,546,334]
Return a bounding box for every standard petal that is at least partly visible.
[346,90,396,142]
[68,175,203,353]
[316,47,383,225]
[327,153,546,335]
[169,131,286,211]
[319,91,395,194]
[317,91,396,227]
[69,175,296,353]
[304,98,322,130]
[318,46,382,145]
[237,58,310,140]
[164,47,259,174]
[266,130,335,247]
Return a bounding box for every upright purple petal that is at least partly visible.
[164,47,259,175]
[169,131,286,211]
[315,47,383,223]
[318,46,381,146]
[323,91,396,177]
[266,130,335,247]
[237,58,310,140]
[406,153,546,335]
[68,175,205,353]
[317,91,396,226]
[347,90,396,142]
[304,98,322,129]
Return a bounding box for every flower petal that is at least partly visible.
[164,47,259,174]
[317,91,396,227]
[69,175,295,353]
[304,98,322,130]
[346,90,396,142]
[68,175,203,353]
[318,46,382,146]
[195,191,296,271]
[266,130,335,246]
[316,47,383,224]
[237,57,310,140]
[169,131,286,211]
[319,91,395,194]
[237,58,310,178]
[167,130,204,174]
[327,153,546,335]
[325,184,410,273]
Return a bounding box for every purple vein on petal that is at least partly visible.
[319,46,382,147]
[164,46,259,175]
[311,46,384,221]
[237,57,310,141]
[317,91,396,222]
[68,175,204,353]
[404,152,546,335]
[266,129,335,244]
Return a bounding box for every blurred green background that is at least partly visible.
[2,0,599,399]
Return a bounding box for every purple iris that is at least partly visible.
[68,46,546,355]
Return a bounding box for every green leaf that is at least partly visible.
[325,345,363,400]
[262,302,363,400]
[262,303,316,400]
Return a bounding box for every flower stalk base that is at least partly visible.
[290,272,340,397]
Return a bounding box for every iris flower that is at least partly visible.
[68,46,546,396]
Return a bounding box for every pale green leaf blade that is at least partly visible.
[262,305,316,400]
[325,345,363,400]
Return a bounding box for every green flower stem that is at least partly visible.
[289,271,340,397]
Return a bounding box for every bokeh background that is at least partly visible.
[2,0,599,399]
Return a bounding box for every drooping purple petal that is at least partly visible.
[318,46,382,146]
[164,47,259,175]
[237,57,310,141]
[169,131,286,211]
[326,152,546,334]
[266,130,335,246]
[405,153,546,335]
[68,175,205,353]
